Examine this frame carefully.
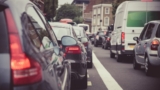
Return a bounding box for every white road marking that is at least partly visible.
[93,52,123,90]
[62,68,67,90]
[87,74,89,78]
[87,81,92,86]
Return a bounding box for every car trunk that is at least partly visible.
[124,27,143,50]
[0,5,11,90]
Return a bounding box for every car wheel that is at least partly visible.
[94,41,98,47]
[88,54,93,68]
[105,44,108,50]
[116,52,123,62]
[145,57,152,76]
[79,72,87,89]
[110,49,115,58]
[133,56,141,70]
[102,43,104,49]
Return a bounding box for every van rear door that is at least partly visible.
[0,6,11,90]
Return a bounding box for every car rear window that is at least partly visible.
[127,11,160,27]
[0,11,9,53]
[52,27,70,40]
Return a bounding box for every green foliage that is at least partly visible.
[44,0,58,21]
[73,17,83,24]
[56,4,82,22]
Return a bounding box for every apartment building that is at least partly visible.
[92,4,113,33]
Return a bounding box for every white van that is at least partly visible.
[110,1,160,62]
[77,24,90,33]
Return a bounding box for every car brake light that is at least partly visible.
[121,32,125,43]
[96,35,99,39]
[65,46,81,54]
[83,42,88,46]
[5,9,42,85]
[151,39,159,50]
[106,37,110,41]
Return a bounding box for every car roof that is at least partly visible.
[49,22,72,29]
[148,20,160,24]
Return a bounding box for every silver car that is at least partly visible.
[133,20,160,76]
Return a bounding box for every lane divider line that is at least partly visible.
[87,74,89,78]
[92,52,123,90]
[87,81,92,86]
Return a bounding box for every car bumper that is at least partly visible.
[71,62,87,80]
[148,55,160,67]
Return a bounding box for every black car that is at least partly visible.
[0,0,71,90]
[94,30,106,47]
[102,31,112,49]
[50,22,88,89]
[73,26,93,68]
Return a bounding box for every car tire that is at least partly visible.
[94,41,98,47]
[116,53,123,62]
[110,49,115,58]
[79,72,87,89]
[133,56,141,70]
[145,57,153,76]
[102,44,104,49]
[88,55,93,68]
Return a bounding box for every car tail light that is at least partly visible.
[83,42,88,46]
[65,46,81,54]
[106,37,110,41]
[121,32,125,43]
[96,35,99,39]
[151,39,159,50]
[5,9,42,85]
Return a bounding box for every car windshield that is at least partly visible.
[99,32,105,36]
[127,11,160,27]
[52,27,69,40]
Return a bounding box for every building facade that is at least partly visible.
[92,4,113,33]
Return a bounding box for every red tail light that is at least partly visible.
[106,37,110,41]
[83,42,88,46]
[65,46,81,54]
[151,39,159,50]
[96,35,99,39]
[121,32,125,43]
[5,9,42,85]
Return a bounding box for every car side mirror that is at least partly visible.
[133,37,139,43]
[81,37,88,43]
[61,36,77,46]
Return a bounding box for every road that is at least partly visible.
[75,46,160,90]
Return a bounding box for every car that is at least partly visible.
[73,26,93,68]
[102,31,112,49]
[94,30,106,47]
[110,1,160,62]
[77,23,90,32]
[0,0,71,90]
[133,21,160,76]
[50,22,88,89]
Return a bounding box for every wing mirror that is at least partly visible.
[81,37,88,43]
[61,36,77,46]
[133,37,139,43]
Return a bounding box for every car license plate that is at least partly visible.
[129,45,135,49]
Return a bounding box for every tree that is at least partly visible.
[55,4,82,23]
[44,0,58,21]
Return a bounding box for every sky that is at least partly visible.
[58,0,73,6]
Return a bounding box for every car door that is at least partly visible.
[26,5,66,90]
[140,23,156,63]
[34,6,71,90]
[136,24,149,64]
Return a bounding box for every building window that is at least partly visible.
[97,16,100,25]
[105,8,110,14]
[98,7,100,14]
[104,17,109,25]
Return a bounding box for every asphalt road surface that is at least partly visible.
[74,46,160,90]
